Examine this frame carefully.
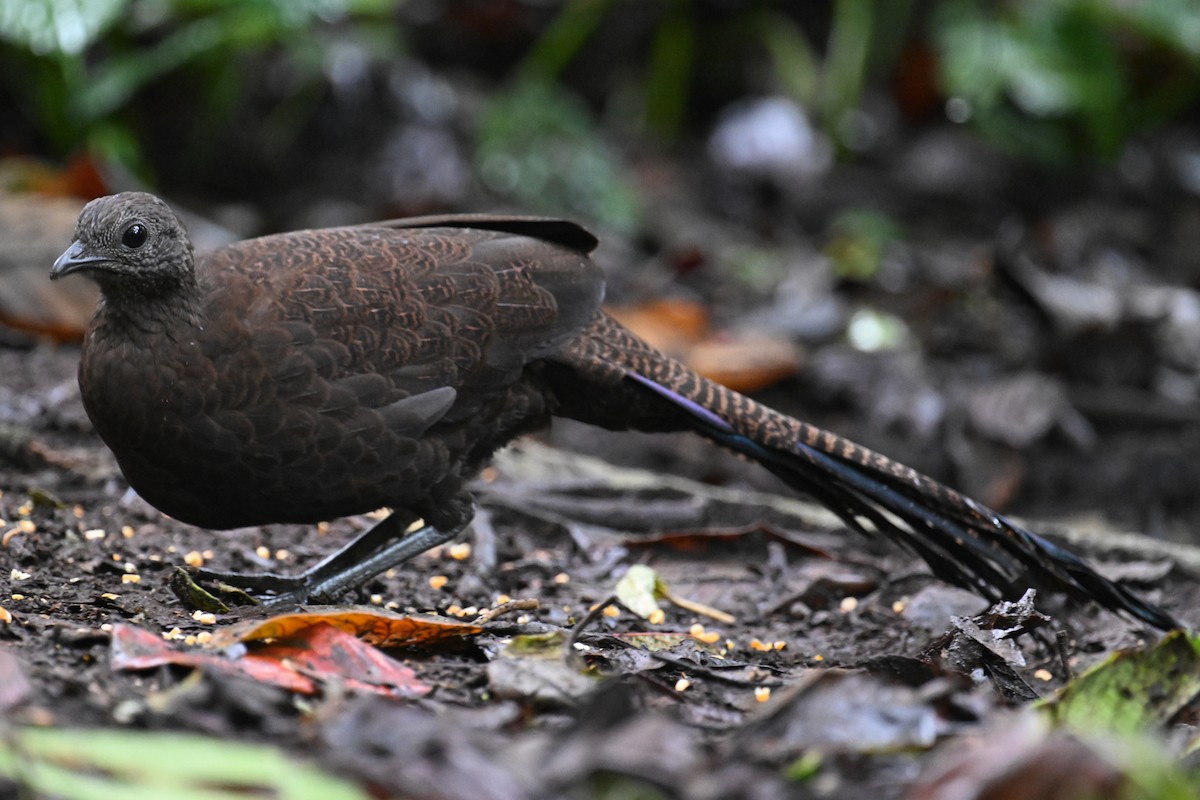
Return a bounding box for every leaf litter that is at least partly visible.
[1,342,1198,799]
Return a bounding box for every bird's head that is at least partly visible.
[50,192,195,295]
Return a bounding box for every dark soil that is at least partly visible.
[1,335,1195,799]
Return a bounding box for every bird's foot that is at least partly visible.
[168,516,468,612]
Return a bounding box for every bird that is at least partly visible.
[50,191,1176,629]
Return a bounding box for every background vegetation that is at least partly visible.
[4,0,1200,226]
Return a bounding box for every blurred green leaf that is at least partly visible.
[0,726,371,800]
[0,0,406,176]
[476,80,639,232]
[519,0,614,83]
[1123,0,1200,58]
[0,0,126,55]
[1040,631,1200,735]
[758,10,820,107]
[84,121,143,172]
[820,0,875,144]
[520,1,908,151]
[83,0,399,121]
[506,630,568,656]
[80,16,228,122]
[643,3,695,137]
[585,773,670,800]
[784,750,825,783]
[934,0,1200,164]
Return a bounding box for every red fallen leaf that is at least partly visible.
[111,623,315,694]
[249,623,431,697]
[206,606,483,649]
[110,622,430,698]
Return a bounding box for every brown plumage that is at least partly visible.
[50,192,1175,628]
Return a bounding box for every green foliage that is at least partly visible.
[933,0,1200,164]
[0,725,372,800]
[820,0,875,143]
[817,0,916,153]
[476,80,640,232]
[0,0,125,55]
[0,0,405,175]
[642,2,696,138]
[1040,630,1200,736]
[7,0,1200,196]
[522,0,913,151]
[517,0,615,85]
[521,0,1200,166]
[757,13,820,110]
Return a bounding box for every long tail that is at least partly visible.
[553,315,1178,630]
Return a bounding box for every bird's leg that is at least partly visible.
[183,512,466,608]
[302,516,465,603]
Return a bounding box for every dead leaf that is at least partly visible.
[736,669,947,756]
[0,649,31,712]
[249,623,431,697]
[615,564,662,620]
[112,623,316,694]
[907,716,1124,800]
[111,622,430,698]
[488,631,597,707]
[962,372,1094,449]
[607,299,802,392]
[206,606,482,649]
[687,333,804,393]
[606,299,710,355]
[614,564,734,624]
[0,189,97,340]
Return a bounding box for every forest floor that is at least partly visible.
[0,334,1197,799]
[6,51,1200,796]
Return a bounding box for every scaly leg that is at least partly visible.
[182,512,467,608]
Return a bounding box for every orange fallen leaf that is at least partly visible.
[206,606,483,649]
[686,333,803,393]
[606,299,710,355]
[1,154,109,199]
[607,300,802,393]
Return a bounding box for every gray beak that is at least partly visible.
[50,240,109,280]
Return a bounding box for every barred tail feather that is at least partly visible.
[625,371,1177,630]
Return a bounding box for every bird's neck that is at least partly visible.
[93,276,205,344]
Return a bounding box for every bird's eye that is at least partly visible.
[121,223,148,249]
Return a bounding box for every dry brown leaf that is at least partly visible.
[206,607,483,649]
